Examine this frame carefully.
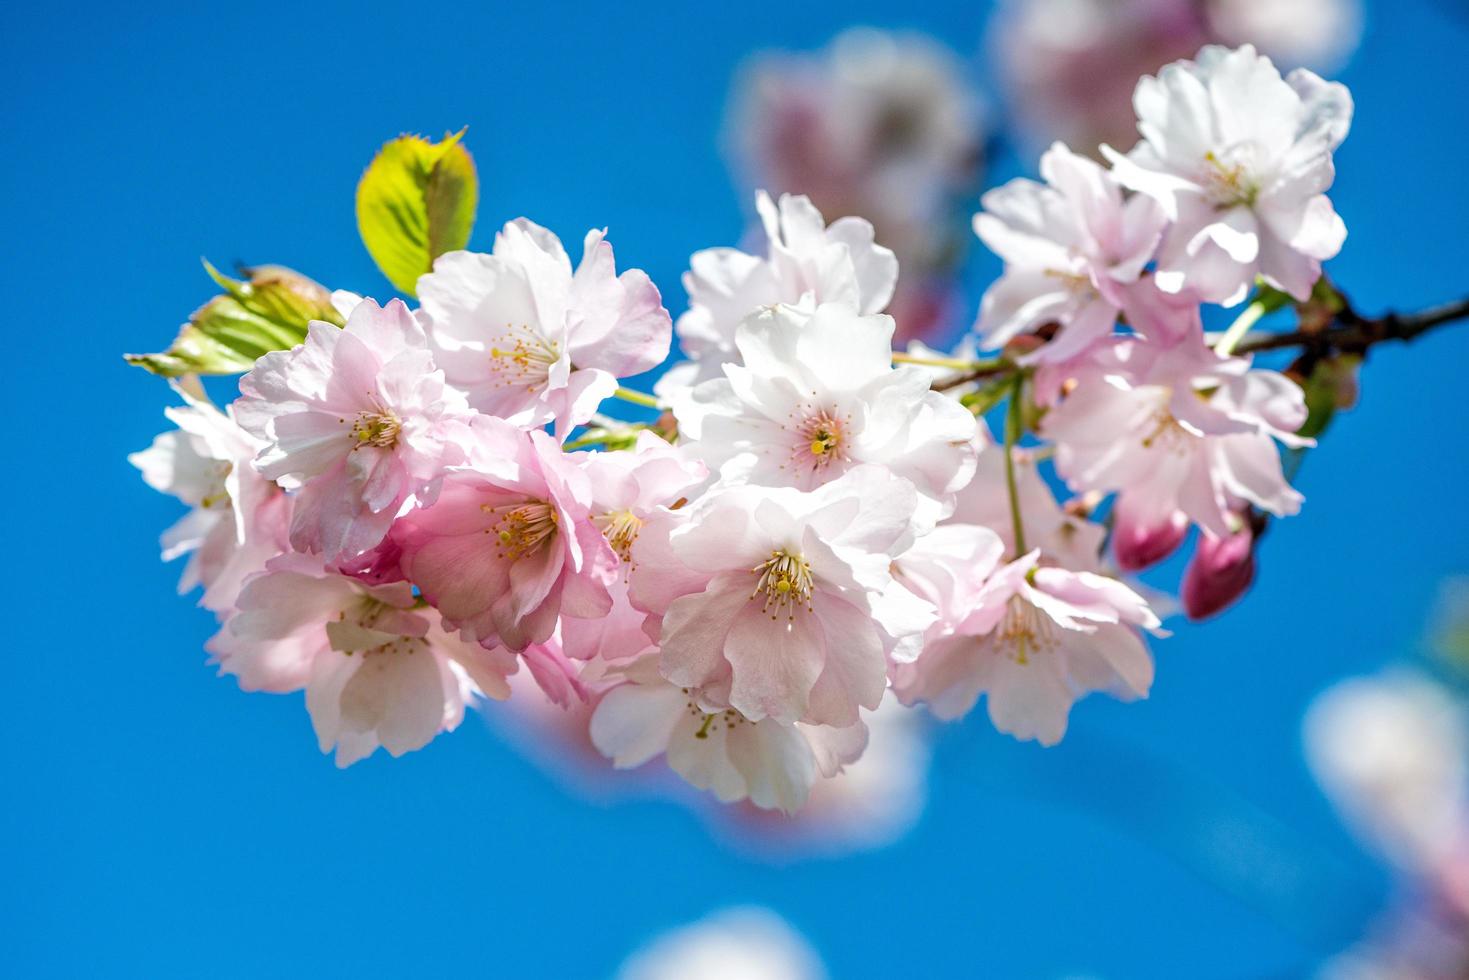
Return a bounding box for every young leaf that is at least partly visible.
[356,131,478,297]
[125,262,342,377]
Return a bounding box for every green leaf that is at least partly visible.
[1296,354,1360,441]
[125,262,342,377]
[356,130,478,297]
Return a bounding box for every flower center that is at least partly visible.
[994,595,1058,665]
[1139,408,1192,452]
[750,549,815,621]
[482,500,558,560]
[350,410,401,450]
[594,509,643,565]
[682,692,751,740]
[789,408,850,474]
[1044,267,1093,296]
[488,323,560,392]
[1202,149,1260,209]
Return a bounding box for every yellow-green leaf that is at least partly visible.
[125,262,342,377]
[356,130,478,297]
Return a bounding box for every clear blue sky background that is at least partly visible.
[5,1,1468,976]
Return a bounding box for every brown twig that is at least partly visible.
[932,361,1017,391]
[1236,296,1469,356]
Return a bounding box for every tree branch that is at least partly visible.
[1235,296,1469,356]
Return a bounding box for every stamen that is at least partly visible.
[785,406,851,474]
[1140,407,1191,453]
[994,594,1058,665]
[750,549,815,621]
[349,410,401,450]
[1203,149,1259,209]
[594,509,643,566]
[488,323,560,392]
[481,500,558,560]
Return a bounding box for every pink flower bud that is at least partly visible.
[1182,524,1256,621]
[1113,508,1188,572]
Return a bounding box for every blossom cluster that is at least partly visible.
[132,45,1350,813]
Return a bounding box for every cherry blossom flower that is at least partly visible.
[662,190,897,393]
[892,549,1159,745]
[393,415,615,652]
[130,385,289,613]
[560,433,706,663]
[235,298,470,563]
[589,653,867,813]
[1041,331,1311,540]
[631,466,934,728]
[674,303,977,521]
[207,554,516,767]
[973,141,1167,363]
[416,218,670,436]
[1104,44,1353,304]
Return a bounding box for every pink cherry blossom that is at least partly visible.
[393,415,615,652]
[893,550,1159,745]
[560,434,706,663]
[1041,330,1311,539]
[631,466,934,728]
[130,384,290,613]
[674,302,977,521]
[589,653,868,813]
[974,141,1167,363]
[235,298,470,563]
[1104,44,1353,304]
[207,554,516,767]
[416,219,671,436]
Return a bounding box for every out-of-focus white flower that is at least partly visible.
[1305,671,1469,874]
[1208,0,1362,74]
[617,907,827,980]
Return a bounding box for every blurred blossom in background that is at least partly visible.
[1307,579,1469,977]
[726,28,987,343]
[990,0,1363,156]
[616,907,826,980]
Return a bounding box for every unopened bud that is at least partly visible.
[1182,521,1257,620]
[1113,508,1188,572]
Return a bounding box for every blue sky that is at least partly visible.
[5,0,1469,976]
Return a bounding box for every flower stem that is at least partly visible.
[892,352,984,371]
[1003,374,1029,556]
[1215,298,1270,357]
[612,386,660,410]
